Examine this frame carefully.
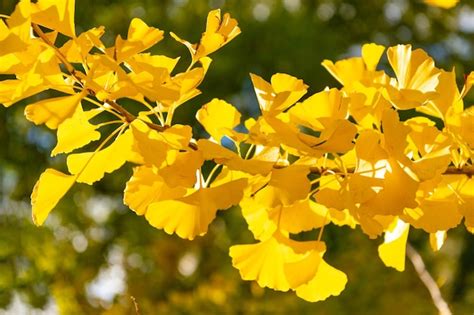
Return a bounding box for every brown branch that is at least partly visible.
[33,23,169,131]
[130,296,140,315]
[406,244,452,315]
[275,165,474,178]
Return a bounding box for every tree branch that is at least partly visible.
[406,244,452,315]
[32,23,169,131]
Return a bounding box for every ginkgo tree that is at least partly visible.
[0,0,473,305]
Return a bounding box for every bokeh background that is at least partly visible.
[1,0,474,314]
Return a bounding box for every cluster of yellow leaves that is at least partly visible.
[1,0,473,303]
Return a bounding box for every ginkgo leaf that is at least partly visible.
[230,235,323,291]
[124,166,186,215]
[429,231,447,252]
[322,58,366,88]
[242,198,329,241]
[158,150,204,188]
[0,0,31,56]
[386,44,440,109]
[250,73,308,115]
[295,258,348,302]
[0,73,46,107]
[378,218,410,271]
[160,57,212,107]
[31,0,76,37]
[115,18,164,62]
[273,200,329,234]
[289,88,349,129]
[403,175,467,232]
[457,177,474,230]
[127,54,179,75]
[230,236,294,291]
[230,234,346,300]
[67,128,133,184]
[255,165,311,208]
[361,43,385,72]
[171,9,240,62]
[424,0,459,9]
[51,107,101,156]
[60,26,105,63]
[462,71,474,98]
[197,139,275,175]
[404,199,462,233]
[381,109,411,160]
[240,197,277,241]
[24,92,84,129]
[31,168,75,226]
[196,98,241,141]
[145,178,247,240]
[421,70,462,120]
[130,119,169,166]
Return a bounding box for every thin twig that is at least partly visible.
[130,296,141,315]
[406,244,452,315]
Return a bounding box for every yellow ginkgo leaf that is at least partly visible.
[447,107,474,151]
[404,199,462,233]
[127,54,179,75]
[158,150,204,188]
[0,0,30,56]
[51,107,100,156]
[250,73,308,115]
[255,165,311,208]
[197,139,274,175]
[130,120,170,166]
[289,88,348,129]
[0,72,46,107]
[171,9,240,62]
[386,44,440,109]
[115,18,164,62]
[67,128,133,184]
[24,92,83,129]
[361,43,385,72]
[421,70,462,120]
[159,57,212,108]
[429,231,447,252]
[31,0,76,37]
[196,98,241,141]
[124,166,186,215]
[145,178,247,240]
[377,218,410,271]
[381,109,412,160]
[31,168,75,226]
[322,57,366,88]
[461,71,474,98]
[242,197,330,241]
[230,235,323,291]
[457,177,474,230]
[197,9,240,58]
[284,249,324,289]
[272,200,329,234]
[403,175,469,233]
[230,236,294,291]
[322,43,386,89]
[424,0,459,9]
[60,26,105,63]
[230,234,345,299]
[295,258,348,302]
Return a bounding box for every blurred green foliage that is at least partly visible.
[1,0,474,314]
